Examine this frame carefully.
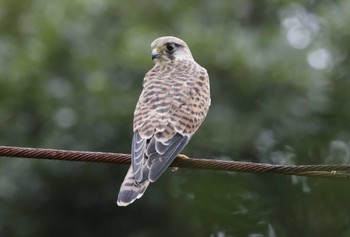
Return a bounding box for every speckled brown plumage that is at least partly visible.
[134,59,210,139]
[117,36,210,206]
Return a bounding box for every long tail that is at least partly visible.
[117,167,150,206]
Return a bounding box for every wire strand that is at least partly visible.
[0,145,349,179]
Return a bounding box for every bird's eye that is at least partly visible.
[166,43,176,52]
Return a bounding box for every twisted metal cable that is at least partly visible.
[0,145,350,178]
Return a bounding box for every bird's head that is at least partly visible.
[150,36,193,63]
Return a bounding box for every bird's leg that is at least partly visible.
[171,154,190,172]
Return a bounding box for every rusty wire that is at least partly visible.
[0,145,350,178]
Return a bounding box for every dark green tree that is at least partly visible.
[0,0,349,236]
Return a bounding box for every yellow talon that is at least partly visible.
[171,154,190,172]
[176,154,189,159]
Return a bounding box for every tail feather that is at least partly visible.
[117,167,150,206]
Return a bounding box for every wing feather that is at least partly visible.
[146,133,189,182]
[131,131,146,182]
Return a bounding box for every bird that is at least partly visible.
[117,36,211,206]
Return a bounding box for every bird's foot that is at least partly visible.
[176,154,189,159]
[171,154,190,172]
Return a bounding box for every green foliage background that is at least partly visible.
[1,0,350,236]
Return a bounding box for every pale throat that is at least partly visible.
[173,50,193,60]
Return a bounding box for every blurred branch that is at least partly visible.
[0,145,350,179]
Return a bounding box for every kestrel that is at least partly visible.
[117,36,211,206]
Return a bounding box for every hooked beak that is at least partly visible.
[151,48,161,60]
